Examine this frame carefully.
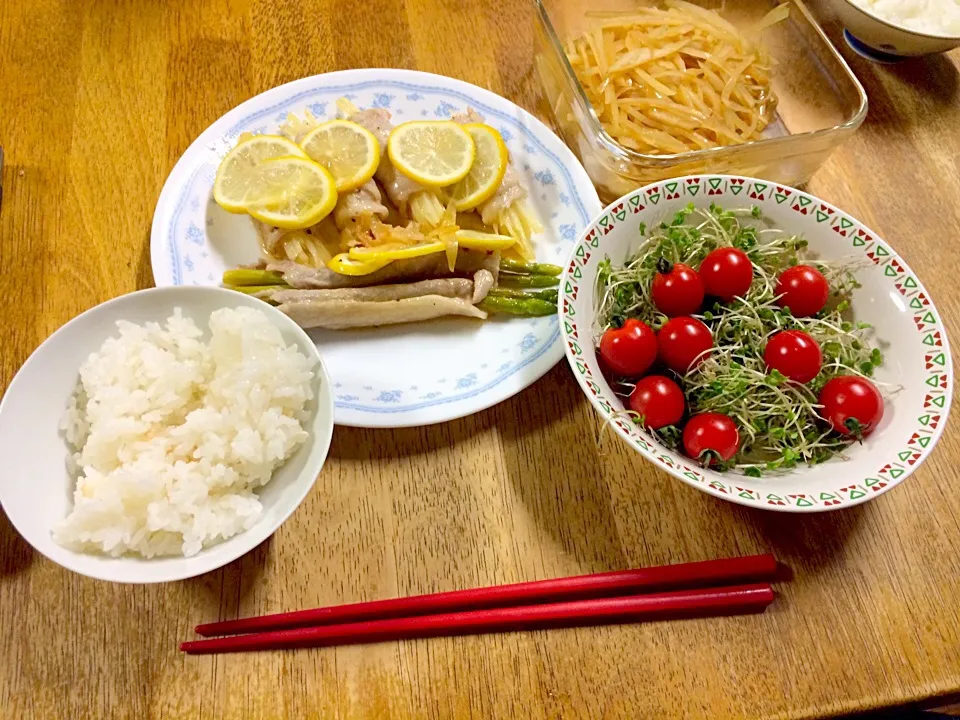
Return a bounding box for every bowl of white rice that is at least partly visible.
[834,0,960,59]
[0,286,334,583]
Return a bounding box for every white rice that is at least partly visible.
[851,0,960,36]
[54,306,317,558]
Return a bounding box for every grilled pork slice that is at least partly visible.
[333,179,389,229]
[479,164,526,226]
[265,249,500,289]
[279,295,487,329]
[261,278,474,304]
[451,107,528,226]
[350,107,423,211]
[472,269,495,303]
[451,108,485,124]
[255,178,388,256]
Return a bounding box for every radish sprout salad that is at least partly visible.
[594,204,885,476]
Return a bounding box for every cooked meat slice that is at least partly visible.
[279,295,487,329]
[451,108,485,124]
[479,164,526,225]
[349,108,391,149]
[254,220,334,260]
[265,259,356,288]
[255,222,289,254]
[481,250,501,283]
[472,269,495,303]
[349,107,424,210]
[451,109,524,225]
[262,278,474,304]
[267,249,496,289]
[376,162,423,210]
[333,179,389,229]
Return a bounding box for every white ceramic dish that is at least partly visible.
[833,0,960,60]
[0,286,334,583]
[560,175,952,512]
[150,68,602,428]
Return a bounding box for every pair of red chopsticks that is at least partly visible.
[181,553,778,655]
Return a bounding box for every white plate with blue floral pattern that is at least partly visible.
[151,69,601,427]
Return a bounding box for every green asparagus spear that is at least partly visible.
[533,289,559,303]
[488,287,533,300]
[222,269,287,287]
[224,284,283,296]
[496,274,560,289]
[478,296,557,317]
[499,258,563,276]
[488,287,559,304]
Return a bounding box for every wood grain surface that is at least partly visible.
[2,1,960,718]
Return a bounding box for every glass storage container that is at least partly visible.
[535,0,868,202]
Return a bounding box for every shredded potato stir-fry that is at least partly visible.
[566,1,788,155]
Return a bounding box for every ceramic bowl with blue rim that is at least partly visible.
[151,69,602,428]
[832,0,960,60]
[560,175,952,512]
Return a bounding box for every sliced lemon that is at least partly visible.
[446,124,509,211]
[455,229,517,251]
[326,253,392,276]
[299,120,381,193]
[387,121,475,187]
[246,156,338,230]
[348,241,447,262]
[213,135,308,213]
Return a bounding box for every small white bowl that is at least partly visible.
[0,286,335,583]
[833,0,960,59]
[560,175,953,512]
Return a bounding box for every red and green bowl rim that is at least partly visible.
[560,174,953,511]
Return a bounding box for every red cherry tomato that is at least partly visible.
[682,413,740,464]
[629,375,686,430]
[599,319,657,377]
[818,376,884,439]
[764,330,823,384]
[776,265,829,317]
[699,247,753,302]
[658,317,713,374]
[652,259,704,317]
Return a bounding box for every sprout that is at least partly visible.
[594,206,881,476]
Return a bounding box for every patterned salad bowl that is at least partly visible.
[560,175,952,512]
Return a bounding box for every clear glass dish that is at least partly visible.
[535,0,868,203]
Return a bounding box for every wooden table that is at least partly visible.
[2,1,960,717]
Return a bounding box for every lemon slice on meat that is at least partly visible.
[245,156,338,230]
[213,135,308,213]
[387,121,475,187]
[326,253,392,276]
[455,229,516,251]
[446,124,508,211]
[299,120,381,192]
[348,241,447,262]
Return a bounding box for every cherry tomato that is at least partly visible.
[818,376,884,439]
[629,375,686,430]
[764,330,822,384]
[599,318,657,377]
[652,258,704,317]
[775,265,829,317]
[682,413,740,464]
[698,247,753,302]
[658,317,713,374]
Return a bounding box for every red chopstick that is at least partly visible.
[182,583,774,654]
[195,553,776,637]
